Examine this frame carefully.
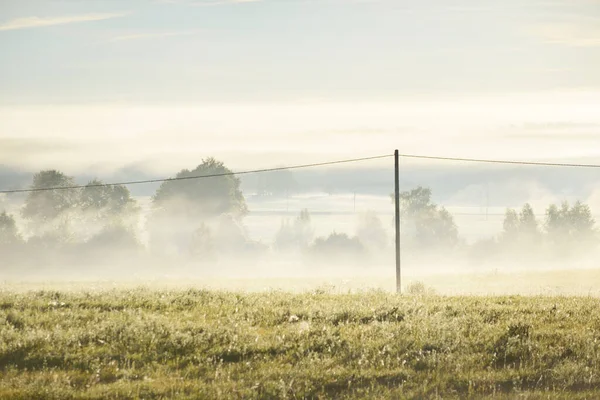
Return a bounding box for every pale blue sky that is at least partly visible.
[0,0,599,173]
[1,0,599,103]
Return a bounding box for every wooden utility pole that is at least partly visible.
[394,150,401,294]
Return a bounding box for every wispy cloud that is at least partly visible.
[0,12,128,32]
[108,30,198,42]
[530,20,600,47]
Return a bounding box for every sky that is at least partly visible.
[0,0,600,175]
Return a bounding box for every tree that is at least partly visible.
[567,201,596,240]
[77,180,140,241]
[21,170,79,223]
[0,211,23,245]
[305,232,367,265]
[499,203,542,253]
[502,209,519,239]
[545,201,596,246]
[152,158,247,220]
[26,217,74,250]
[392,187,458,249]
[210,213,267,261]
[84,223,140,253]
[399,187,436,218]
[519,203,539,238]
[427,208,459,247]
[295,209,314,247]
[79,180,137,215]
[212,213,250,253]
[499,200,596,258]
[148,158,247,256]
[0,211,26,267]
[19,170,81,247]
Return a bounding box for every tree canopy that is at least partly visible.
[545,201,596,244]
[21,170,78,223]
[394,187,458,248]
[79,180,137,214]
[500,203,541,247]
[152,158,247,220]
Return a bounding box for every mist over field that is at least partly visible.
[2,159,600,296]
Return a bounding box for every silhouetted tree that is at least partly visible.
[0,211,26,267]
[0,211,23,246]
[545,201,596,247]
[79,180,137,214]
[21,170,78,224]
[500,203,541,248]
[152,158,247,220]
[519,204,539,238]
[148,158,248,256]
[502,209,519,240]
[84,223,141,253]
[77,180,140,241]
[393,187,458,249]
[306,232,367,265]
[18,170,81,249]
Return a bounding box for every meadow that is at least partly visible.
[2,286,600,399]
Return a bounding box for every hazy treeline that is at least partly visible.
[469,200,599,265]
[395,186,599,267]
[1,158,599,277]
[0,159,390,276]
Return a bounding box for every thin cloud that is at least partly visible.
[108,30,198,42]
[0,12,128,32]
[530,20,600,47]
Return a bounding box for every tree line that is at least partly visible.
[1,158,598,271]
[0,159,389,269]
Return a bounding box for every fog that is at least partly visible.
[2,160,600,296]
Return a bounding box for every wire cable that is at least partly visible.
[398,153,600,168]
[3,152,599,195]
[0,154,393,194]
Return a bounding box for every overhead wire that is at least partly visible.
[397,153,600,168]
[0,154,393,194]
[2,152,600,195]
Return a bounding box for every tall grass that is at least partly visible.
[1,289,599,399]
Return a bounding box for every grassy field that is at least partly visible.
[2,288,600,399]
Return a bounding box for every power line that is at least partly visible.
[398,153,600,168]
[3,151,600,195]
[0,154,393,195]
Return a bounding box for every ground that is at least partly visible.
[1,287,600,399]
